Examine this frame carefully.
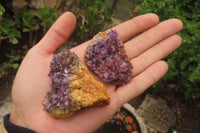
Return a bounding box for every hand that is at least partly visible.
[9,12,182,133]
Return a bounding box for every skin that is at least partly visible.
[9,12,183,133]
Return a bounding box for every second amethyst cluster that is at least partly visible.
[85,30,133,86]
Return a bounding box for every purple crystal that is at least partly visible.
[43,50,110,118]
[43,51,79,115]
[85,30,133,86]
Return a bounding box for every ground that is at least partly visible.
[0,69,15,122]
[129,87,200,133]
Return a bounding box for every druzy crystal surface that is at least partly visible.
[43,51,110,118]
[85,30,133,86]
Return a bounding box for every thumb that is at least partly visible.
[36,12,76,54]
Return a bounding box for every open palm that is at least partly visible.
[10,12,182,133]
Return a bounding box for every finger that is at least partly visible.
[111,13,159,42]
[115,61,168,106]
[71,13,159,60]
[36,12,76,54]
[125,19,183,59]
[131,34,181,76]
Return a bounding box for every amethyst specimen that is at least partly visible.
[85,30,133,86]
[43,51,110,118]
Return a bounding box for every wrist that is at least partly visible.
[9,107,26,128]
[4,114,36,133]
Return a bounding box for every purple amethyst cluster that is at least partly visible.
[42,51,79,117]
[43,50,110,118]
[85,30,133,86]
